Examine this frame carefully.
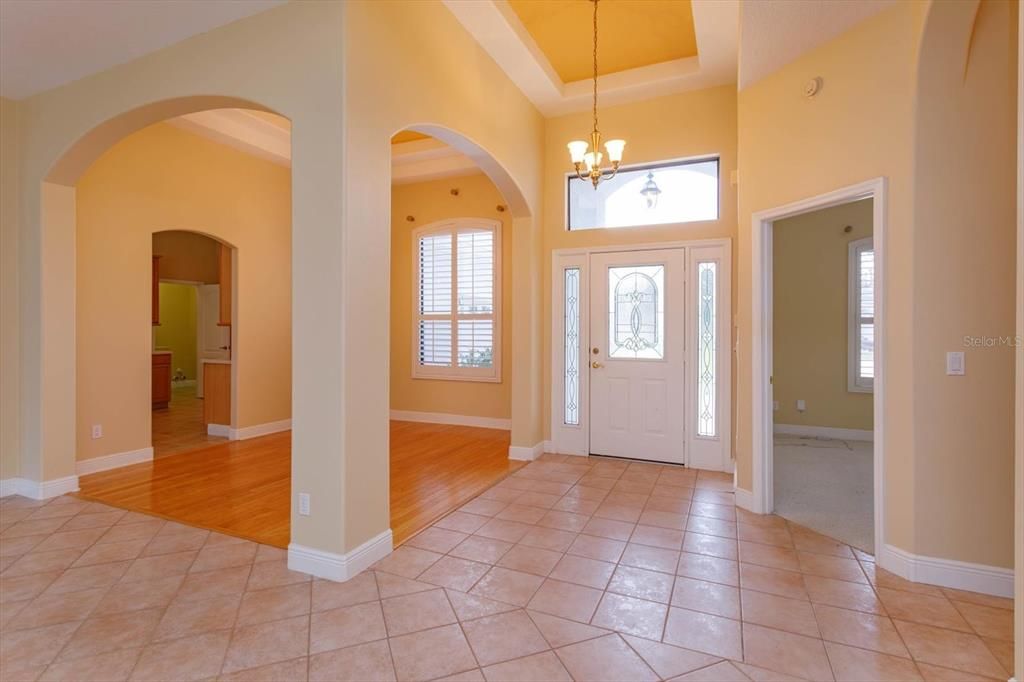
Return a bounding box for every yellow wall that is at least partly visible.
[153,231,220,284]
[737,2,925,552]
[1,97,20,479]
[154,283,198,380]
[541,85,738,441]
[391,173,512,420]
[76,121,291,461]
[910,0,1017,568]
[738,0,1017,571]
[773,199,873,431]
[341,0,545,551]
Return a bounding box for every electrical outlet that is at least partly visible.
[91,424,103,439]
[796,400,806,412]
[298,493,311,516]
[772,400,780,411]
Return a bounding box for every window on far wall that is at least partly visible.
[567,157,719,230]
[848,237,874,393]
[414,218,501,382]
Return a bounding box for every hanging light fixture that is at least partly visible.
[640,171,661,209]
[567,0,624,189]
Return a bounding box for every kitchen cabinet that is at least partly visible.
[152,352,171,408]
[203,361,231,426]
[218,244,231,326]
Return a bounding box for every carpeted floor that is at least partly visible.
[773,434,874,552]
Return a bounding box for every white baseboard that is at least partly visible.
[390,410,511,431]
[774,423,873,442]
[877,543,1014,598]
[509,442,546,461]
[230,419,292,441]
[0,476,80,500]
[288,529,393,582]
[734,486,759,513]
[76,447,153,476]
[208,423,230,437]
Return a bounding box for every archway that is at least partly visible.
[387,126,529,543]
[34,100,295,548]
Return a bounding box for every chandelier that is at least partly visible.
[567,0,624,189]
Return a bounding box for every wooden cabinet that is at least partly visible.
[203,362,231,426]
[218,244,232,326]
[152,256,161,325]
[152,352,171,408]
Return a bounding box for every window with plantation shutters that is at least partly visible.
[413,219,501,381]
[848,237,874,393]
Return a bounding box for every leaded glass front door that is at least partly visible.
[589,249,686,464]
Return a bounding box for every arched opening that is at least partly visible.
[39,99,294,548]
[150,230,235,457]
[387,125,532,544]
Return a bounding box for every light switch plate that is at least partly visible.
[946,351,965,376]
[298,493,311,516]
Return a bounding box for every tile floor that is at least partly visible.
[0,454,1015,681]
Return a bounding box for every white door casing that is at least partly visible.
[196,283,230,397]
[589,249,686,464]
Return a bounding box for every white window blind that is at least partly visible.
[414,219,501,381]
[848,237,874,392]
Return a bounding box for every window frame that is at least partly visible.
[412,218,502,383]
[848,236,874,393]
[564,155,721,231]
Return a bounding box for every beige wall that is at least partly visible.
[1015,0,1022,670]
[910,0,1017,568]
[153,230,220,284]
[541,85,738,441]
[737,2,925,552]
[7,0,352,557]
[391,173,512,420]
[773,199,873,431]
[75,122,291,462]
[1,97,20,480]
[738,0,1017,571]
[341,0,545,550]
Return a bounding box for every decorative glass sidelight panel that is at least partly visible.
[697,262,717,437]
[608,265,665,359]
[563,268,581,425]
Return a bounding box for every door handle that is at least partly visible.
[592,361,603,369]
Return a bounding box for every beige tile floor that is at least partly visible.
[0,454,1015,681]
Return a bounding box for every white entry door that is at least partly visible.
[589,249,686,464]
[196,284,230,397]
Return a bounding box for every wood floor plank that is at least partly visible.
[77,420,521,548]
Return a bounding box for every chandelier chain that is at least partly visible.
[592,0,598,134]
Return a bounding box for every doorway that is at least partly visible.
[771,198,875,552]
[750,178,886,556]
[151,230,234,457]
[550,240,732,471]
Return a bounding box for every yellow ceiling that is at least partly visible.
[507,0,697,83]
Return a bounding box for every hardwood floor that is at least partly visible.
[389,420,520,544]
[77,420,520,548]
[152,383,226,458]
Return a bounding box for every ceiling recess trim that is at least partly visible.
[169,109,480,184]
[442,0,739,117]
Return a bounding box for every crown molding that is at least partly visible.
[442,0,739,117]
